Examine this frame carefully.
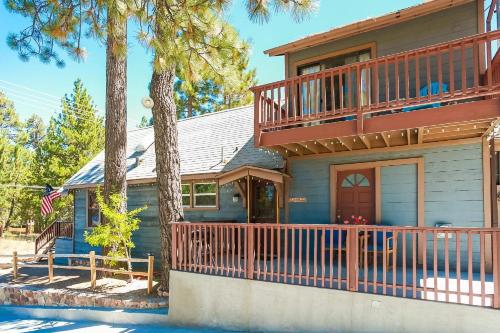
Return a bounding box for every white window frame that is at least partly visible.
[181,183,192,208]
[193,182,218,208]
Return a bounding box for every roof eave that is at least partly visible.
[264,0,475,57]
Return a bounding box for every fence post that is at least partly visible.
[89,251,96,289]
[493,230,500,309]
[12,251,18,280]
[347,228,359,292]
[147,255,154,295]
[48,252,54,282]
[246,225,255,279]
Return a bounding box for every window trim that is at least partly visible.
[86,189,101,228]
[182,180,219,211]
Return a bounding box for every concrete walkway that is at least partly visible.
[0,317,237,332]
[0,307,240,332]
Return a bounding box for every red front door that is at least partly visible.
[336,169,375,224]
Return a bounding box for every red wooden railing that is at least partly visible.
[252,30,500,134]
[35,221,73,254]
[172,222,500,309]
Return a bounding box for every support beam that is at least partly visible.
[380,132,391,147]
[359,135,371,149]
[337,137,353,151]
[418,127,424,144]
[298,142,320,154]
[316,139,335,152]
[282,143,305,156]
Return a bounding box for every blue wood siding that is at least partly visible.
[54,238,73,265]
[72,183,247,267]
[381,164,417,227]
[288,143,483,228]
[73,189,101,255]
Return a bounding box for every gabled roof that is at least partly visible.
[64,105,284,188]
[265,0,475,56]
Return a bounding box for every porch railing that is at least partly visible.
[35,221,73,254]
[172,222,500,309]
[252,30,500,134]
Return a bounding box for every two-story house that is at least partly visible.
[45,1,500,331]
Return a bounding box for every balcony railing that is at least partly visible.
[252,30,500,136]
[172,222,500,309]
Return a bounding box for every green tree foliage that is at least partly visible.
[0,92,42,231]
[84,188,147,271]
[31,79,105,228]
[175,54,257,118]
[140,0,316,290]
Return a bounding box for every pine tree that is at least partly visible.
[31,79,104,228]
[140,0,316,291]
[6,0,132,214]
[0,92,38,231]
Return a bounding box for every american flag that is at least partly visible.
[41,184,61,216]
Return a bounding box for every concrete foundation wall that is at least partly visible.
[168,270,500,333]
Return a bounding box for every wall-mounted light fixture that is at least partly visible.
[232,193,241,203]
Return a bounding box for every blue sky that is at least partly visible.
[0,0,420,127]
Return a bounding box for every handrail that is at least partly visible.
[35,221,73,254]
[252,30,500,133]
[172,222,500,309]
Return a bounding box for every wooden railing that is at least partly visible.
[35,221,73,254]
[252,30,500,134]
[172,222,500,309]
[2,251,155,294]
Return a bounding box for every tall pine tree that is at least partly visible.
[32,79,105,227]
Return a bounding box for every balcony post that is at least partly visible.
[253,90,261,147]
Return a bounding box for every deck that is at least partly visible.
[172,222,500,309]
[251,30,500,153]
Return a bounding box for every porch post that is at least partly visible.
[347,228,359,291]
[246,174,251,224]
[493,230,500,308]
[246,225,255,280]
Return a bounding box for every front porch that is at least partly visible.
[171,222,500,309]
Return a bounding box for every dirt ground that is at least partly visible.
[0,237,35,264]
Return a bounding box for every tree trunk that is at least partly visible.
[187,95,193,118]
[150,64,184,292]
[104,6,128,211]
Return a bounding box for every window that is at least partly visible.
[181,184,191,208]
[194,182,217,207]
[341,173,370,188]
[87,190,101,227]
[181,181,218,209]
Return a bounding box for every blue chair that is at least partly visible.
[324,229,347,252]
[360,230,395,269]
[402,82,449,112]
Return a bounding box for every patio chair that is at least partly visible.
[402,82,449,112]
[359,230,395,269]
[323,229,347,254]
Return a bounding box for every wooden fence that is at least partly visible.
[2,252,155,294]
[172,222,500,309]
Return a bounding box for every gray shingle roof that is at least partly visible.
[65,105,284,188]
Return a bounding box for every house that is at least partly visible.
[56,105,285,261]
[46,0,500,331]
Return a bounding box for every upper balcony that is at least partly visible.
[252,30,500,155]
